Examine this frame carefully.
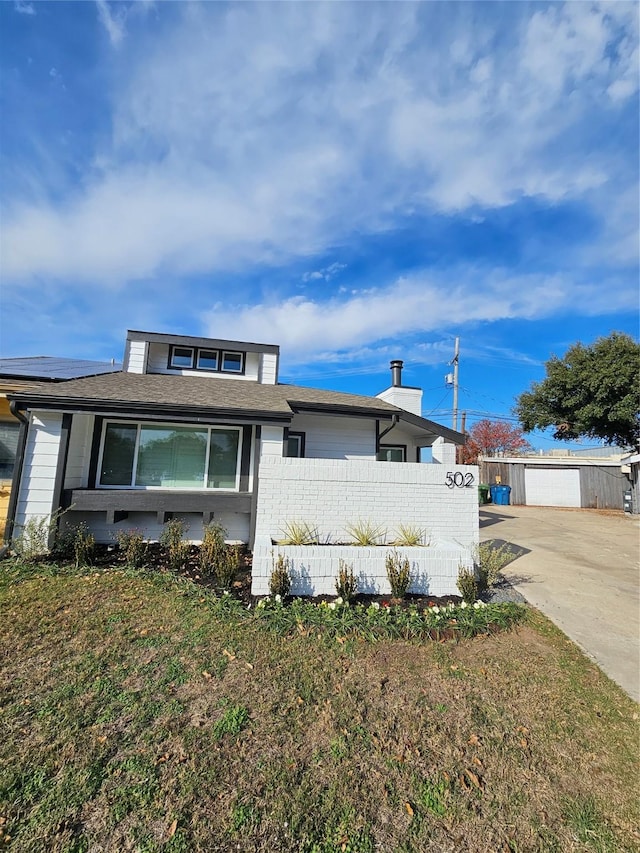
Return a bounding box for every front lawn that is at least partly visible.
[0,561,638,852]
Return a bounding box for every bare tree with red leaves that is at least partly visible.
[458,419,532,465]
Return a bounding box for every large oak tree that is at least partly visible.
[515,333,640,449]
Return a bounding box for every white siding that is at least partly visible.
[259,352,278,384]
[525,467,581,507]
[376,423,423,463]
[125,340,148,374]
[64,414,94,489]
[260,426,285,458]
[289,414,376,460]
[146,342,260,381]
[15,412,63,531]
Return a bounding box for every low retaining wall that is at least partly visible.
[251,541,472,597]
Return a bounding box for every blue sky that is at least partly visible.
[1,1,638,448]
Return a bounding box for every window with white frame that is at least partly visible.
[169,346,195,369]
[168,345,244,375]
[98,421,242,489]
[284,431,305,458]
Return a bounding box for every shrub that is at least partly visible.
[115,529,148,569]
[11,508,67,561]
[160,518,191,572]
[199,521,227,576]
[278,521,319,545]
[269,554,291,598]
[70,523,96,568]
[393,524,429,547]
[345,520,387,546]
[385,550,412,599]
[475,541,517,590]
[216,544,241,590]
[335,559,357,602]
[457,566,478,604]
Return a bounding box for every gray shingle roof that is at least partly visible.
[8,372,398,416]
[8,371,464,443]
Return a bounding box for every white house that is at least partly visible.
[6,330,479,596]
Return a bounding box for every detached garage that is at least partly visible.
[480,456,628,510]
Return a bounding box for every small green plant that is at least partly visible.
[212,703,250,741]
[456,565,478,604]
[160,518,191,572]
[345,520,387,546]
[475,541,518,590]
[278,520,319,545]
[269,553,291,598]
[385,549,412,599]
[419,776,452,817]
[335,559,358,602]
[199,521,227,576]
[115,529,148,569]
[11,508,67,561]
[393,524,429,547]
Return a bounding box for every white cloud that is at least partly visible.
[302,262,346,283]
[14,1,35,15]
[2,1,638,289]
[204,270,639,361]
[95,0,126,47]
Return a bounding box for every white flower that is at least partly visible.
[328,602,337,611]
[460,601,468,609]
[275,594,282,603]
[431,606,440,614]
[473,601,481,609]
[371,602,380,610]
[335,597,343,605]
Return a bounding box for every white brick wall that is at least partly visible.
[60,510,250,545]
[252,457,479,596]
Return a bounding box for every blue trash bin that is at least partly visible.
[489,485,498,504]
[493,485,511,505]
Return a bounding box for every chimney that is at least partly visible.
[390,359,403,388]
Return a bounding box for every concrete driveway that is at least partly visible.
[480,504,640,702]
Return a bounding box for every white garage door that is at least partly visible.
[525,467,581,507]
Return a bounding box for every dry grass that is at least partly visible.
[0,561,638,852]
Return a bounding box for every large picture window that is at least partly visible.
[98,421,242,490]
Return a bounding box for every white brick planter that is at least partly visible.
[251,540,472,597]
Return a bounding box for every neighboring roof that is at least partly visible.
[0,357,121,381]
[7,371,464,443]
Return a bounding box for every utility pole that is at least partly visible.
[451,336,460,432]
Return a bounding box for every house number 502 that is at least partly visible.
[445,472,475,488]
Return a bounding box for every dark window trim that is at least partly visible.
[284,430,306,458]
[96,418,244,491]
[167,345,246,376]
[88,416,103,488]
[378,443,407,462]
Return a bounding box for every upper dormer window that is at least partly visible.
[168,345,245,375]
[222,351,243,373]
[170,346,195,369]
[197,349,219,371]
